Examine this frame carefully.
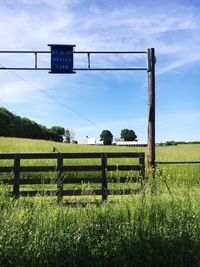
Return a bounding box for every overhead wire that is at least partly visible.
[0,96,12,110]
[0,63,103,152]
[0,63,103,131]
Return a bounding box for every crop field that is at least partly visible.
[0,137,200,266]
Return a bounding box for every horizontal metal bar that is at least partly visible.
[0,67,50,70]
[0,50,147,54]
[75,68,147,71]
[0,67,147,71]
[75,51,147,54]
[0,51,50,54]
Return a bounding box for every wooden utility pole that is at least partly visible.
[147,48,156,171]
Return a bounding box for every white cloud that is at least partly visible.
[156,53,200,75]
[0,80,36,103]
[0,1,200,71]
[0,0,200,136]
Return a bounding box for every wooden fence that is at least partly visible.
[156,161,200,165]
[0,152,145,202]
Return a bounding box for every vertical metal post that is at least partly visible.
[147,48,156,172]
[87,53,90,69]
[34,52,38,69]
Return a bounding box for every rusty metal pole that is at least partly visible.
[147,48,156,173]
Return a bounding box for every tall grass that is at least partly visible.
[1,183,200,267]
[0,138,200,266]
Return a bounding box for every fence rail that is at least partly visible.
[0,152,145,202]
[156,161,200,165]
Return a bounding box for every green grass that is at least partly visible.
[1,137,199,159]
[1,185,200,266]
[0,138,200,266]
[0,137,199,184]
[1,137,146,153]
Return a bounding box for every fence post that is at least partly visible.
[13,154,20,198]
[101,153,108,201]
[57,154,63,204]
[139,153,145,183]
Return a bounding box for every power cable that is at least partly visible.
[0,63,103,152]
[0,63,102,131]
[0,96,12,110]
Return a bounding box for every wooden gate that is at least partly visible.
[0,152,145,203]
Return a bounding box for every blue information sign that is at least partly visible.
[48,44,75,74]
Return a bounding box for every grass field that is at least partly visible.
[0,137,200,266]
[1,137,199,160]
[1,137,199,185]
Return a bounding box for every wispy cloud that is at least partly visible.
[0,80,33,103]
[157,53,200,75]
[1,1,200,62]
[0,0,200,142]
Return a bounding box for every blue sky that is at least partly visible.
[0,0,200,142]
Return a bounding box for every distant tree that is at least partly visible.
[49,126,65,142]
[165,141,177,146]
[64,128,74,143]
[120,129,137,141]
[0,107,16,136]
[100,130,113,145]
[0,107,66,142]
[50,126,65,136]
[20,118,45,139]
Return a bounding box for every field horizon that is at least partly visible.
[1,137,200,266]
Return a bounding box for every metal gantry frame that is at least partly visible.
[0,47,156,170]
[0,50,148,71]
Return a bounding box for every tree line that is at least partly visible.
[0,108,139,145]
[0,107,69,142]
[158,140,200,146]
[100,129,137,145]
